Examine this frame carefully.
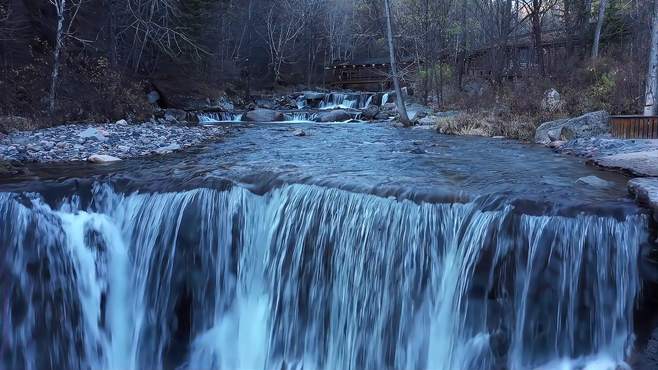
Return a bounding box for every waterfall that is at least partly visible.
[283,112,318,122]
[0,183,647,370]
[198,112,243,123]
[381,92,390,106]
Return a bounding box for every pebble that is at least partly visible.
[0,122,228,163]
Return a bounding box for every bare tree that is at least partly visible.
[384,0,410,126]
[49,0,67,114]
[591,0,607,58]
[644,0,658,115]
[263,0,317,83]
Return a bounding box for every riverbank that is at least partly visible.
[0,120,229,176]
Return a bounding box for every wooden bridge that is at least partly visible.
[611,115,658,139]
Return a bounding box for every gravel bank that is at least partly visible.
[0,121,228,164]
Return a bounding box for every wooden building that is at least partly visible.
[464,33,581,78]
[325,57,417,91]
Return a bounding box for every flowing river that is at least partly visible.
[0,122,655,370]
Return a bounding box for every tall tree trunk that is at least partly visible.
[592,0,608,58]
[531,6,545,77]
[644,0,658,115]
[49,0,66,115]
[384,0,411,126]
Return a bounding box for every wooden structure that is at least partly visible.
[611,115,658,139]
[325,57,417,90]
[464,33,580,78]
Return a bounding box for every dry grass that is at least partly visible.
[436,111,540,141]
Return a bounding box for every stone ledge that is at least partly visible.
[595,150,658,177]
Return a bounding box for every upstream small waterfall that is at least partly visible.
[0,183,647,370]
[198,112,243,123]
[320,93,373,110]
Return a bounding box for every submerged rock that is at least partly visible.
[576,175,615,188]
[88,154,121,163]
[155,144,182,154]
[292,129,306,137]
[242,109,285,122]
[315,109,350,123]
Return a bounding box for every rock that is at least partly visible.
[541,88,562,112]
[217,96,235,111]
[0,116,34,134]
[535,111,609,144]
[560,111,610,141]
[628,177,658,217]
[375,112,390,120]
[548,140,567,149]
[164,108,188,122]
[242,109,285,122]
[361,105,380,120]
[292,129,306,137]
[88,154,121,163]
[155,143,181,154]
[314,109,351,123]
[147,90,161,104]
[594,150,658,177]
[576,175,615,188]
[116,119,128,125]
[303,91,326,100]
[418,116,439,126]
[78,127,106,141]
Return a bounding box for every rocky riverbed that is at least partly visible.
[0,121,228,166]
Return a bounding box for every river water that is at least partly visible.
[0,122,653,370]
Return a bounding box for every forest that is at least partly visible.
[0,0,657,125]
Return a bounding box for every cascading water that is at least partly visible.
[320,93,373,110]
[283,112,318,122]
[198,112,243,123]
[0,182,647,370]
[381,92,390,106]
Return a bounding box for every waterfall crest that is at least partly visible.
[0,183,647,370]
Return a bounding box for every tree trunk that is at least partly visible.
[592,0,608,58]
[384,0,411,126]
[531,6,545,77]
[644,0,658,115]
[49,0,66,115]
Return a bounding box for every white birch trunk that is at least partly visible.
[644,0,658,115]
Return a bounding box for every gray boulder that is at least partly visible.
[541,88,562,112]
[560,111,610,140]
[535,111,609,144]
[361,105,380,120]
[535,119,568,145]
[314,109,351,123]
[242,109,285,122]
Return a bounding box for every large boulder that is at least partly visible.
[535,118,569,144]
[242,109,285,122]
[535,111,609,144]
[361,105,380,120]
[560,111,610,140]
[314,109,351,123]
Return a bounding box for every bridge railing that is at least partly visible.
[610,115,658,139]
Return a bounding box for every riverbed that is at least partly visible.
[1,121,655,370]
